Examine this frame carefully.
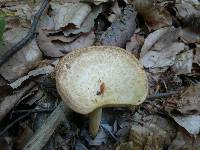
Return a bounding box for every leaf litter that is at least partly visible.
[1,0,200,149]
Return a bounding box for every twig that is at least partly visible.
[12,108,54,114]
[0,112,31,137]
[0,0,50,67]
[146,91,178,100]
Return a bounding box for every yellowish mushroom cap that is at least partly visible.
[56,46,148,114]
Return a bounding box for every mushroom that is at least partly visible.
[56,46,148,137]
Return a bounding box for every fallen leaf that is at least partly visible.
[36,29,64,57]
[116,127,130,137]
[175,2,200,20]
[134,0,172,30]
[168,130,200,150]
[116,141,134,150]
[140,27,179,57]
[50,34,80,43]
[108,0,121,22]
[126,29,144,57]
[89,129,107,145]
[38,14,55,31]
[129,123,171,150]
[165,84,200,115]
[140,27,184,73]
[54,32,95,53]
[140,42,184,71]
[181,27,200,44]
[172,50,193,75]
[0,27,42,81]
[183,0,200,6]
[51,2,92,30]
[63,5,102,36]
[172,115,200,135]
[75,140,88,150]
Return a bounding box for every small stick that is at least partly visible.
[12,108,54,114]
[146,91,178,100]
[0,0,50,67]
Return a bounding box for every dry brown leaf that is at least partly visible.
[140,41,184,72]
[116,141,134,150]
[184,0,200,6]
[129,115,175,150]
[36,29,64,57]
[0,27,42,81]
[172,50,193,75]
[54,32,95,53]
[51,2,92,30]
[139,27,184,73]
[126,29,144,57]
[164,84,200,135]
[181,27,200,44]
[172,115,200,135]
[63,5,102,36]
[49,34,80,43]
[38,15,55,31]
[108,0,121,23]
[165,84,200,115]
[175,1,200,20]
[89,129,107,145]
[169,130,200,150]
[134,0,172,30]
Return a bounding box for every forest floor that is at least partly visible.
[0,0,200,149]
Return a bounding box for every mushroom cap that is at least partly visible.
[56,46,148,114]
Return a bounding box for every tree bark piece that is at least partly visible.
[23,102,68,150]
[100,5,137,47]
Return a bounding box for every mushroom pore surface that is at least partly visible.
[56,46,148,114]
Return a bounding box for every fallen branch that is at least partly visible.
[23,102,69,150]
[0,0,50,67]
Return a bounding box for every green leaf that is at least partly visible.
[0,14,5,41]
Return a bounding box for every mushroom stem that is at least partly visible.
[89,107,102,137]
